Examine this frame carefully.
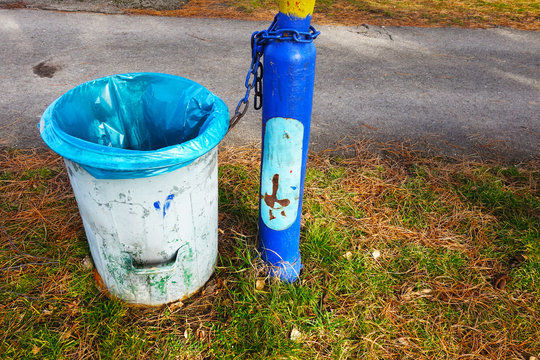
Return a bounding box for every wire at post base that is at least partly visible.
[263,256,303,283]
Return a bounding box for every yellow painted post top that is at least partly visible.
[277,0,316,19]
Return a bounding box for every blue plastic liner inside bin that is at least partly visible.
[39,73,229,179]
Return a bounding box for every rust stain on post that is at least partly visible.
[264,174,291,208]
[264,174,291,220]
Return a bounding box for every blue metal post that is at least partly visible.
[258,0,317,282]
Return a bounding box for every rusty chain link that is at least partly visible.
[227,16,319,134]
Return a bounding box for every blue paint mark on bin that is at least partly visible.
[153,194,175,217]
[163,194,174,216]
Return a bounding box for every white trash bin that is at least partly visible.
[39,73,229,305]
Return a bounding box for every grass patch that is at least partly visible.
[311,0,540,29]
[0,145,538,359]
[125,0,540,30]
[171,0,540,30]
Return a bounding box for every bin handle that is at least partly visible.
[129,244,189,275]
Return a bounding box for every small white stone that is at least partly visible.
[372,250,381,259]
[255,278,265,291]
[289,327,302,341]
[397,337,409,346]
[82,256,94,270]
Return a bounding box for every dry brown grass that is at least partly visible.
[124,0,540,31]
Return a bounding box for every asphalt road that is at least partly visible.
[1,9,539,160]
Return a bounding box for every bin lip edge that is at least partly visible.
[39,72,229,172]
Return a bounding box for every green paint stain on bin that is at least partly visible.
[183,269,192,288]
[104,253,130,286]
[149,275,171,296]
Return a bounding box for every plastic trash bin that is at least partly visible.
[39,73,229,305]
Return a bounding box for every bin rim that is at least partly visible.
[39,72,229,178]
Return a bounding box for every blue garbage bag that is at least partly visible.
[39,73,229,179]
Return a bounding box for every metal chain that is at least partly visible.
[228,16,320,133]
